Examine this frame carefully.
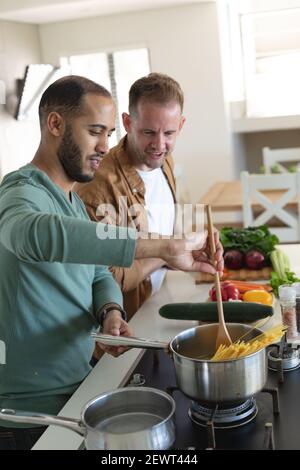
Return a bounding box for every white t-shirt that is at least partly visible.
[137,167,175,293]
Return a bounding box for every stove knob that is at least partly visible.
[129,373,146,387]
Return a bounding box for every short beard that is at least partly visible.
[129,138,169,170]
[57,124,94,183]
[138,148,168,170]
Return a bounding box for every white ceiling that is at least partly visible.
[1,0,298,25]
[0,0,213,25]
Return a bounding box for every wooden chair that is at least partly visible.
[241,171,300,242]
[263,146,300,173]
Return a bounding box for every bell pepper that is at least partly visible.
[209,282,241,301]
[242,290,273,306]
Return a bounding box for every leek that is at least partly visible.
[270,248,300,297]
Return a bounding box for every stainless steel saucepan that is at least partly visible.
[93,323,267,405]
[0,387,176,450]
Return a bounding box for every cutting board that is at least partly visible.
[195,267,272,284]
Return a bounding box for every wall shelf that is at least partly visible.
[232,115,300,133]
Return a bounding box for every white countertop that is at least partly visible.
[32,244,300,450]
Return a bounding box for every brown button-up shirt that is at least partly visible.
[75,136,176,319]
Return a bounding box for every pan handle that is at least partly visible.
[0,408,86,436]
[91,332,169,350]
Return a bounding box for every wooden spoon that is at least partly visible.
[205,205,232,349]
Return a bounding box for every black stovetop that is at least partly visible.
[126,349,300,450]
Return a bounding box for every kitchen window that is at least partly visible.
[226,1,300,119]
[241,7,300,118]
[61,47,150,146]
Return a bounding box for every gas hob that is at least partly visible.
[125,349,300,450]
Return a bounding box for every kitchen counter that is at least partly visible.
[32,244,300,450]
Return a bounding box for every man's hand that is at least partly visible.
[98,310,133,357]
[164,230,224,274]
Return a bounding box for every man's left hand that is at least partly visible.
[98,311,133,357]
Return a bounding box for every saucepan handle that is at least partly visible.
[91,332,169,350]
[0,408,86,436]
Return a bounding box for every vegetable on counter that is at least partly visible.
[220,226,279,270]
[159,301,274,322]
[224,250,244,270]
[242,289,273,306]
[209,281,241,301]
[270,248,300,297]
[209,280,273,304]
[244,249,265,270]
[226,280,272,293]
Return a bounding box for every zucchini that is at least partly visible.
[159,301,273,323]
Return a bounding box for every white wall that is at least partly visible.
[39,3,234,202]
[0,21,41,177]
[0,20,41,94]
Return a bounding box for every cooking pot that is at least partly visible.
[94,323,267,404]
[0,387,175,450]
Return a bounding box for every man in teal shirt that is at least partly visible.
[0,75,223,449]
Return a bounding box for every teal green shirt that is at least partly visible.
[0,164,136,425]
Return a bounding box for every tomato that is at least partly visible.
[209,283,240,301]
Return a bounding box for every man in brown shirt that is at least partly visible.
[76,74,185,318]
